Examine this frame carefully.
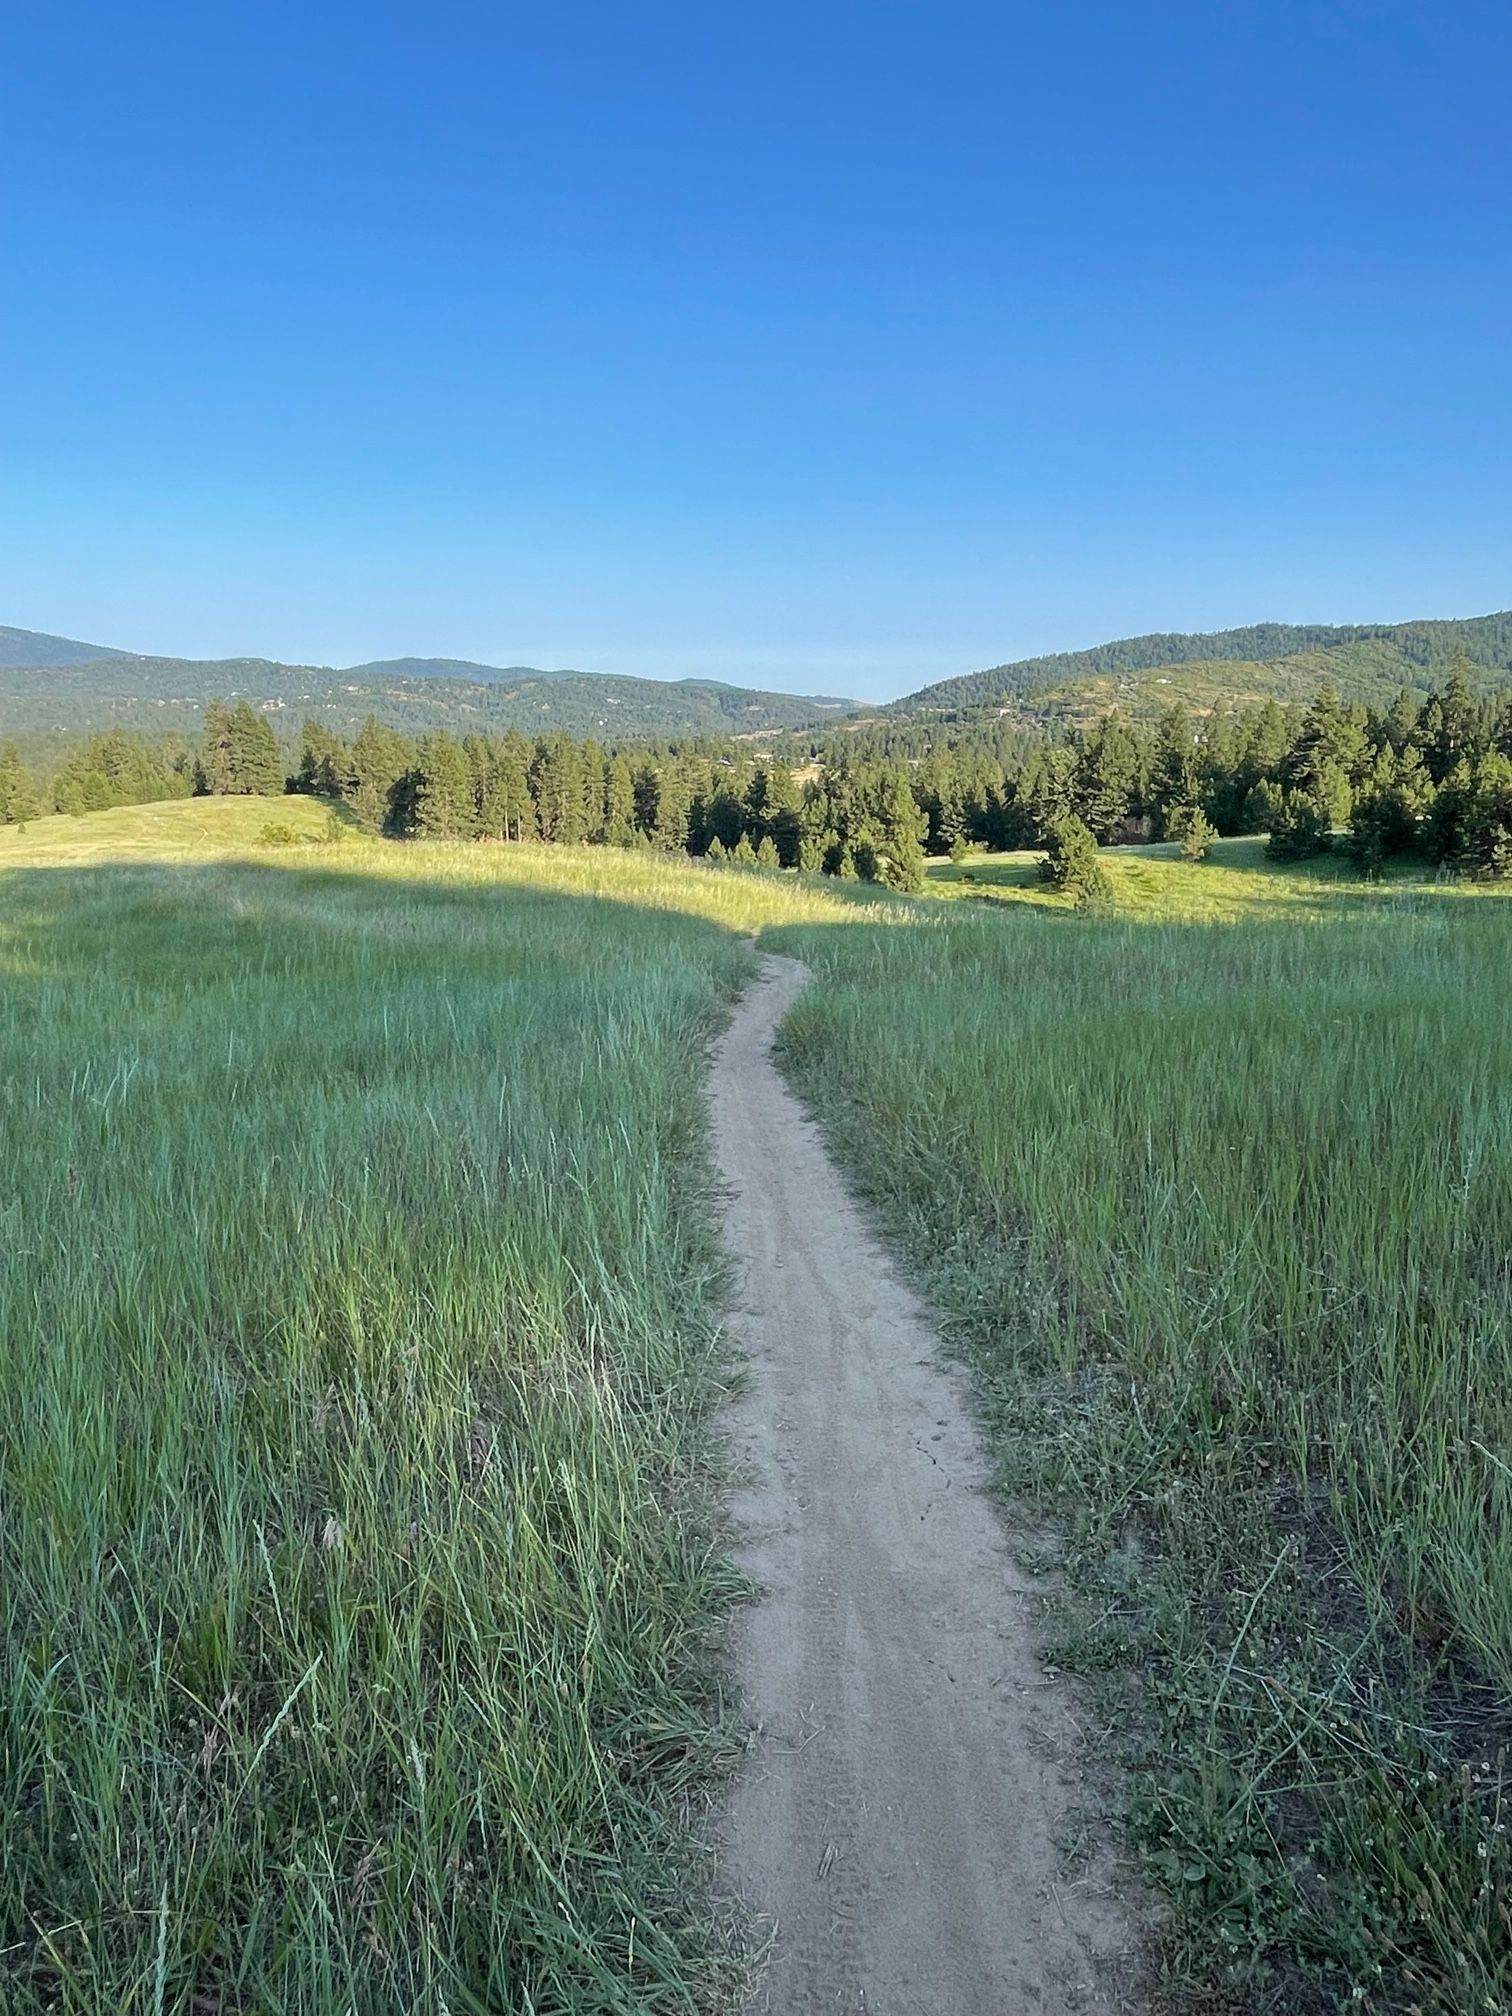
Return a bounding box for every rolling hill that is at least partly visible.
[886,611,1512,728]
[0,628,855,749]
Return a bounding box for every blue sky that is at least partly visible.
[2,1,1508,701]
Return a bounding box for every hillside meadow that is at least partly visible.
[3,799,1511,2012]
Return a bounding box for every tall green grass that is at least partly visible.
[11,800,1512,2012]
[0,838,877,2014]
[770,892,1512,2012]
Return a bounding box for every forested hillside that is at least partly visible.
[0,638,852,749]
[11,609,1512,751]
[889,610,1512,726]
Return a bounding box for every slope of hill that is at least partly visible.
[889,611,1512,726]
[0,644,855,748]
[0,624,130,668]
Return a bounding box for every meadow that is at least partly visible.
[924,832,1507,921]
[4,802,1512,2013]
[0,808,878,2014]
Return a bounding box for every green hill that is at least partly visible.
[0,640,854,749]
[887,611,1512,727]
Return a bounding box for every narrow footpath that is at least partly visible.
[711,954,1129,2016]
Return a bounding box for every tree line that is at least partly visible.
[290,717,929,888]
[897,664,1512,879]
[4,668,1511,885]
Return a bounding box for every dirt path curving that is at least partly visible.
[712,954,1131,2016]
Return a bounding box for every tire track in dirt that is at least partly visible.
[713,953,1131,2015]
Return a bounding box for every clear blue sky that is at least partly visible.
[3,1,1508,701]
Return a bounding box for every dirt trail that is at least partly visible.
[712,955,1130,2016]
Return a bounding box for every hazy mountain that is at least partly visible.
[887,611,1512,727]
[0,635,856,747]
[0,625,131,668]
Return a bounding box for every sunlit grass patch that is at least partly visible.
[925,832,1494,923]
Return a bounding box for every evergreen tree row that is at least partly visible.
[291,719,928,889]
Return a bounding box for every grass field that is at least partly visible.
[5,800,1512,2013]
[0,811,885,2013]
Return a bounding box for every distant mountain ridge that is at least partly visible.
[8,609,1512,754]
[0,625,132,668]
[0,627,855,745]
[887,611,1512,727]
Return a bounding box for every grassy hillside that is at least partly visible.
[0,792,342,864]
[888,611,1512,727]
[0,649,852,752]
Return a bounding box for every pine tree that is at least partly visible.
[531,736,588,844]
[1283,685,1364,825]
[651,758,694,852]
[1382,688,1422,755]
[465,736,501,836]
[1267,790,1332,860]
[603,754,636,844]
[348,717,412,831]
[196,701,237,795]
[701,783,746,852]
[0,743,41,823]
[412,734,476,838]
[762,762,803,865]
[496,732,536,841]
[1149,705,1200,837]
[292,720,346,797]
[1073,713,1144,842]
[227,703,283,795]
[1177,809,1216,862]
[1347,747,1434,870]
[1021,745,1078,841]
[874,765,927,891]
[1421,660,1479,783]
